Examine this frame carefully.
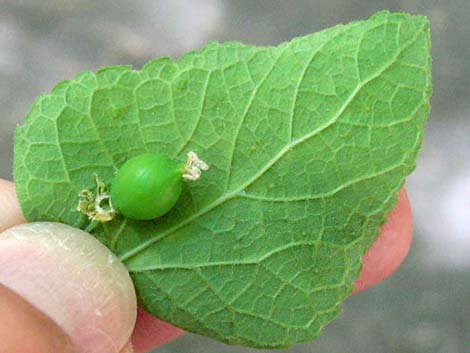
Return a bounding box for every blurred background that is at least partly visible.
[0,0,468,352]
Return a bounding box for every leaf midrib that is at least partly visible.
[119,22,426,264]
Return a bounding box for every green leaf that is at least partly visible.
[14,11,431,348]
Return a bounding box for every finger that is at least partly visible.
[132,309,184,353]
[353,188,413,294]
[0,284,78,353]
[0,180,25,232]
[0,222,137,353]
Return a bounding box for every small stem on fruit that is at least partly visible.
[84,220,99,233]
[183,151,209,181]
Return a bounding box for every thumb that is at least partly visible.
[0,222,137,353]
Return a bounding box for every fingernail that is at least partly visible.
[0,222,137,353]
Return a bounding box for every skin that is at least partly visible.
[0,179,412,353]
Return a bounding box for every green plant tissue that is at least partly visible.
[13,11,431,348]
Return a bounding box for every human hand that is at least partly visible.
[0,179,412,353]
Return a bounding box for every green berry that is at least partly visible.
[111,153,184,220]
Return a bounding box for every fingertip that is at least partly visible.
[353,189,413,294]
[0,222,137,353]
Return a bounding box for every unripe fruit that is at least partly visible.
[111,153,184,220]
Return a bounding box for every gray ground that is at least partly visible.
[0,1,469,352]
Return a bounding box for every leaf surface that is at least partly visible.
[14,11,431,347]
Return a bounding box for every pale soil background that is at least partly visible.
[0,1,468,352]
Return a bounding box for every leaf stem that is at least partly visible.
[84,220,99,233]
